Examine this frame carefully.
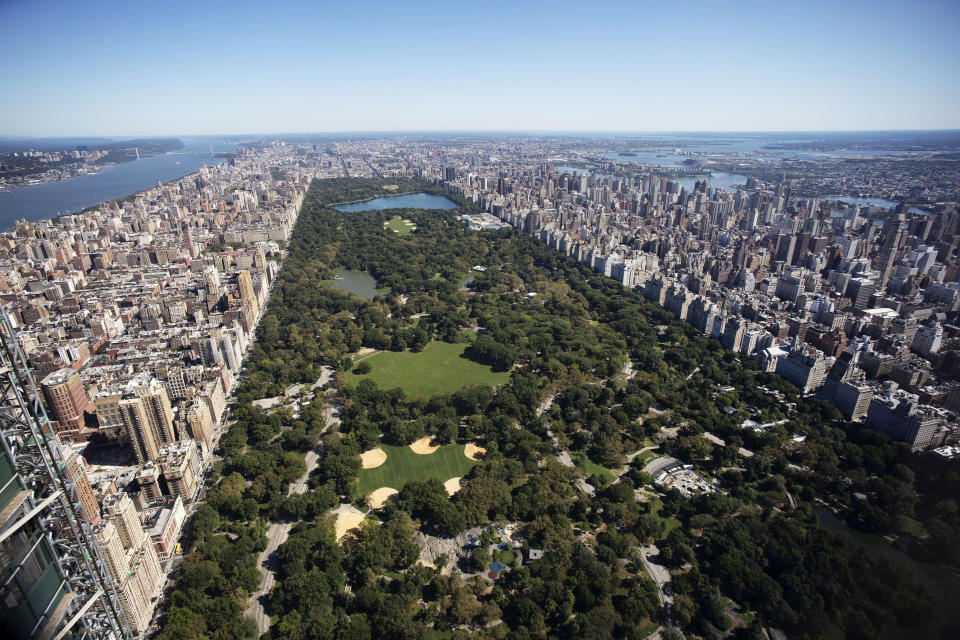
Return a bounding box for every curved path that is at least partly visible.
[244,404,339,635]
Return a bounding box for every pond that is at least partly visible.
[333,192,458,212]
[329,269,388,300]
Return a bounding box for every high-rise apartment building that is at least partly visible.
[236,269,259,318]
[119,397,161,464]
[63,446,101,524]
[41,368,91,442]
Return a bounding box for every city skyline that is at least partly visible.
[2,0,959,136]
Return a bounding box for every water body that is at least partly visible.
[816,508,960,639]
[828,195,926,214]
[333,192,457,212]
[676,172,747,192]
[0,136,237,231]
[460,273,475,289]
[330,269,387,300]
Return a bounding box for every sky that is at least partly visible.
[2,0,959,136]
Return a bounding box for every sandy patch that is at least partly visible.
[444,477,462,496]
[356,347,376,356]
[368,487,399,509]
[360,447,387,469]
[409,437,440,455]
[333,506,366,542]
[464,443,486,460]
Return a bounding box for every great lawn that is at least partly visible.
[384,215,416,235]
[345,341,510,399]
[357,443,478,494]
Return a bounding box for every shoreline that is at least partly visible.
[0,152,234,232]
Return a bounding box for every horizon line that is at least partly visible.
[3,128,960,140]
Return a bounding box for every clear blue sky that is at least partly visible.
[2,0,958,136]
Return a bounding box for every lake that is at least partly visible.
[817,508,960,639]
[330,269,387,300]
[0,136,237,231]
[333,192,458,212]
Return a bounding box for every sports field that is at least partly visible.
[345,341,510,399]
[384,215,416,235]
[357,443,478,494]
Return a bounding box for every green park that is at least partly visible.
[344,341,511,399]
[356,443,479,494]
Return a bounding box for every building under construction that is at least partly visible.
[0,308,132,639]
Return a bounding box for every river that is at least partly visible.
[0,136,237,231]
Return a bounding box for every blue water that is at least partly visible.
[333,192,458,212]
[829,196,926,215]
[0,136,237,231]
[676,172,747,192]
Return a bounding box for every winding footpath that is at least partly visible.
[244,403,339,635]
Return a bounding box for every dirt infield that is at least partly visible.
[443,477,462,496]
[334,506,366,541]
[464,443,486,460]
[360,447,387,469]
[368,487,399,509]
[409,437,440,454]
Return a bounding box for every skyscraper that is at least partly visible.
[236,269,259,318]
[877,213,905,288]
[119,397,161,464]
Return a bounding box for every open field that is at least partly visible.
[384,215,416,235]
[344,341,511,399]
[583,458,617,484]
[357,442,479,494]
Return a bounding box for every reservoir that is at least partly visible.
[330,269,387,300]
[0,136,237,232]
[333,192,458,212]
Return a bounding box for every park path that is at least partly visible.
[244,400,340,635]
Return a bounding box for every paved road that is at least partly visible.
[639,544,673,607]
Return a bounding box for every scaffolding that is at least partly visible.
[0,307,131,640]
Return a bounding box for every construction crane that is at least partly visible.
[0,306,131,640]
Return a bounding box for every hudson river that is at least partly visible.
[0,136,237,231]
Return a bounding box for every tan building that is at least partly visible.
[93,520,128,585]
[237,269,259,318]
[131,378,177,444]
[119,397,161,464]
[136,463,163,502]
[94,391,124,436]
[159,441,200,503]
[62,447,100,524]
[185,400,215,452]
[102,491,144,550]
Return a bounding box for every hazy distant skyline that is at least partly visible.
[3,0,959,137]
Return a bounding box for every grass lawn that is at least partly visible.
[357,443,478,494]
[583,458,617,484]
[649,498,682,538]
[635,619,659,638]
[384,215,416,235]
[495,548,515,565]
[344,341,511,399]
[634,449,660,468]
[897,515,927,538]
